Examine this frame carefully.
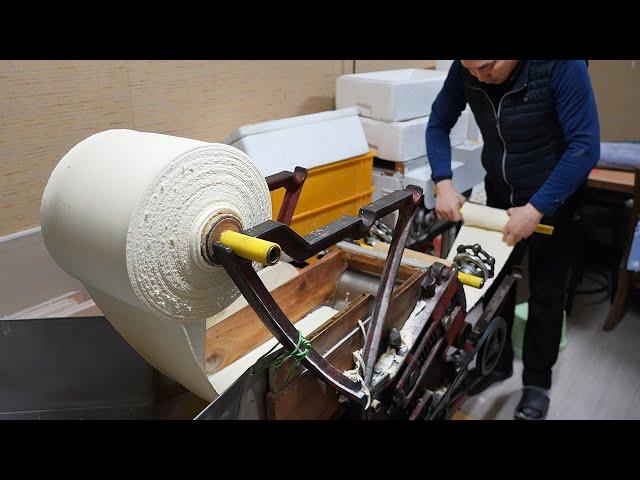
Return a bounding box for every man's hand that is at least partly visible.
[503,203,544,246]
[435,179,465,222]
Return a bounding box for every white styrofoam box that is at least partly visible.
[451,141,486,192]
[372,169,404,228]
[467,112,481,142]
[435,60,454,72]
[451,140,483,164]
[371,141,485,226]
[372,169,403,201]
[412,159,484,210]
[373,156,482,212]
[223,107,369,176]
[469,182,487,205]
[402,155,431,176]
[404,163,435,204]
[451,107,483,145]
[336,69,447,122]
[361,116,427,162]
[450,108,471,147]
[405,160,472,209]
[398,144,486,209]
[361,107,475,162]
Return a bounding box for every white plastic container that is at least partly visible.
[336,69,447,122]
[223,107,369,176]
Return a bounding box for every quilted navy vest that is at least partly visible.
[461,60,567,206]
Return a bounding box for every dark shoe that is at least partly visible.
[467,367,513,396]
[514,386,550,420]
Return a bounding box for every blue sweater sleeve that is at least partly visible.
[529,60,601,217]
[426,61,467,182]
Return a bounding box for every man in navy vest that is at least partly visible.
[426,60,600,420]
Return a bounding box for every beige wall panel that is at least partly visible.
[341,60,355,75]
[9,60,636,238]
[126,60,344,142]
[0,60,133,236]
[0,60,346,236]
[589,60,640,141]
[354,60,436,73]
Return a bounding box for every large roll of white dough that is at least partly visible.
[41,130,272,401]
[41,129,271,322]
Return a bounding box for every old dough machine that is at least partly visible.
[195,166,516,420]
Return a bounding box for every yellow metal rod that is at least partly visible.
[458,271,485,289]
[219,230,281,266]
[535,224,554,235]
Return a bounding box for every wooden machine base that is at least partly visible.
[204,246,437,420]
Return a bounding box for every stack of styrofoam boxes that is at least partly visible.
[336,67,486,225]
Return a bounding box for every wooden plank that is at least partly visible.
[301,294,374,358]
[588,168,635,194]
[204,250,347,373]
[341,249,419,281]
[452,411,473,420]
[268,293,375,393]
[266,372,342,421]
[372,242,453,267]
[268,249,427,393]
[266,267,426,420]
[266,323,367,420]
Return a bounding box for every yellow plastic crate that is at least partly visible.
[270,149,375,237]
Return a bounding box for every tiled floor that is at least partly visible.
[460,291,640,420]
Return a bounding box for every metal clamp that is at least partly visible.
[453,244,495,282]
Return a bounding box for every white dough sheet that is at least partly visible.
[447,202,515,312]
[40,129,273,402]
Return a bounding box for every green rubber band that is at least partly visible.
[253,330,312,386]
[271,330,311,367]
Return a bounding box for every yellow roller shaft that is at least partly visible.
[458,271,485,289]
[219,230,281,266]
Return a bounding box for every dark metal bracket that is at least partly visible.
[265,167,308,226]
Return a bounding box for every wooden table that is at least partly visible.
[587,167,639,331]
[588,168,636,194]
[452,411,474,420]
